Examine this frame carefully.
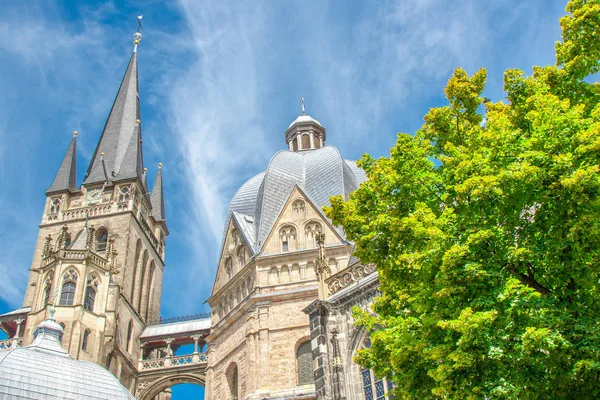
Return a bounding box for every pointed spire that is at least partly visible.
[150,163,166,222]
[46,132,78,194]
[83,43,143,186]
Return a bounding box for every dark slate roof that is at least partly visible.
[150,166,165,222]
[46,135,77,194]
[83,51,143,185]
[221,146,367,254]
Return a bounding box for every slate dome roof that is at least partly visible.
[0,317,135,399]
[223,145,367,254]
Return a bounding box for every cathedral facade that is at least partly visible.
[0,33,385,400]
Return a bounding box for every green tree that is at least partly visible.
[325,1,600,398]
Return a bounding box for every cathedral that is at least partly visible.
[0,30,385,400]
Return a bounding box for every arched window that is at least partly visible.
[82,328,91,351]
[136,250,149,311]
[292,200,306,219]
[279,225,297,253]
[118,185,131,203]
[144,262,156,322]
[227,363,239,399]
[59,269,78,306]
[304,222,322,249]
[96,228,108,251]
[301,134,310,150]
[126,320,134,354]
[226,257,233,280]
[297,340,314,385]
[359,336,395,399]
[314,135,322,149]
[292,137,299,152]
[84,274,99,312]
[49,197,61,214]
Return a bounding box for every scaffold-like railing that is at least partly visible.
[147,313,211,326]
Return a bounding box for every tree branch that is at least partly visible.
[506,264,551,295]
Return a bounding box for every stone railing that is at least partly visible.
[59,204,114,221]
[147,313,211,327]
[139,352,208,371]
[0,338,20,350]
[326,263,377,295]
[42,249,108,269]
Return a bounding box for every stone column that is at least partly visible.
[304,300,334,400]
[14,318,24,338]
[297,135,303,150]
[257,301,271,391]
[320,136,324,148]
[164,338,174,366]
[310,131,315,149]
[289,141,293,151]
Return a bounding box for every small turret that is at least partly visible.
[46,131,78,194]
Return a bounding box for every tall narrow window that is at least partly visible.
[96,229,108,251]
[237,247,246,268]
[126,320,134,354]
[360,337,395,399]
[84,275,99,312]
[82,329,91,351]
[60,269,78,306]
[297,340,314,385]
[279,225,296,253]
[130,239,142,300]
[228,363,239,399]
[226,258,233,280]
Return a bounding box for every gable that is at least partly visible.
[211,216,252,296]
[261,185,344,256]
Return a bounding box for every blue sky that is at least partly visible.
[0,0,568,398]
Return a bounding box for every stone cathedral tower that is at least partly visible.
[3,32,167,393]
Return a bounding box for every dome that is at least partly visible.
[288,114,323,129]
[0,316,135,400]
[223,145,366,253]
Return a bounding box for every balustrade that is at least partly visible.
[139,352,207,371]
[326,263,377,294]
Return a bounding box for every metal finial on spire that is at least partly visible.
[301,97,306,115]
[133,15,143,52]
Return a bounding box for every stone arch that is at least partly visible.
[291,264,301,281]
[279,224,297,252]
[292,137,299,151]
[138,373,206,400]
[280,265,290,283]
[268,266,279,284]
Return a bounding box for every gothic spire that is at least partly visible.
[46,131,78,194]
[150,163,166,222]
[83,33,144,186]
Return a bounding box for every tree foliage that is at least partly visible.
[325,1,600,398]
